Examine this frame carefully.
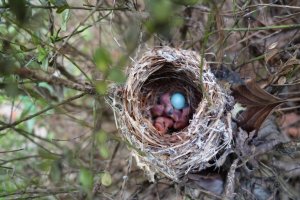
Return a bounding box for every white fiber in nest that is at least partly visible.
[108,46,234,182]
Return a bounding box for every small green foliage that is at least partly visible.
[79,26,93,41]
[37,159,53,172]
[149,0,173,22]
[37,46,48,62]
[49,0,70,13]
[38,149,60,160]
[99,145,109,158]
[94,47,112,73]
[96,80,108,95]
[79,168,94,191]
[97,130,108,144]
[97,131,110,158]
[101,171,112,187]
[107,68,126,83]
[93,48,126,84]
[37,45,49,70]
[144,0,183,39]
[19,44,34,52]
[61,9,70,31]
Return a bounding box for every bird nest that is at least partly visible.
[109,46,234,182]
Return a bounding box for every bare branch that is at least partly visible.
[0,92,87,132]
[15,68,96,94]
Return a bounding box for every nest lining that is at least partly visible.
[109,46,234,182]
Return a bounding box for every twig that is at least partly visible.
[2,16,93,83]
[50,1,105,80]
[277,105,300,111]
[0,148,24,154]
[248,4,300,10]
[15,68,96,94]
[13,129,60,155]
[56,63,79,83]
[0,155,40,166]
[275,141,300,155]
[0,187,77,199]
[0,92,87,132]
[107,142,120,169]
[222,159,239,200]
[0,3,128,11]
[223,24,300,31]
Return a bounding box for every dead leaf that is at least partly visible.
[231,79,285,132]
[265,49,279,64]
[268,42,278,50]
[258,56,299,88]
[277,76,286,85]
[279,57,299,76]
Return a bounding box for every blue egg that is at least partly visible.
[171,92,186,110]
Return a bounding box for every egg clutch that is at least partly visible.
[150,92,191,135]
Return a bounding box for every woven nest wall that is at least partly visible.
[109,46,234,182]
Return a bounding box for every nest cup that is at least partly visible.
[109,46,234,182]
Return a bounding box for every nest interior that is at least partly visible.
[140,64,202,135]
[111,47,234,182]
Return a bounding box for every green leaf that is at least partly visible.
[50,28,62,43]
[56,5,69,13]
[79,168,93,190]
[96,81,107,95]
[19,45,34,52]
[79,26,93,41]
[41,57,49,70]
[61,9,70,31]
[37,46,48,62]
[38,160,53,172]
[99,145,109,159]
[101,171,112,187]
[97,131,107,144]
[38,149,60,160]
[107,68,126,83]
[49,0,70,13]
[147,0,173,22]
[94,48,112,73]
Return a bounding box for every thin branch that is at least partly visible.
[248,4,300,10]
[0,187,77,199]
[50,1,107,84]
[3,16,93,83]
[277,105,300,111]
[0,4,128,11]
[0,148,24,154]
[14,127,62,148]
[0,92,87,132]
[223,24,300,31]
[0,155,40,166]
[15,68,96,94]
